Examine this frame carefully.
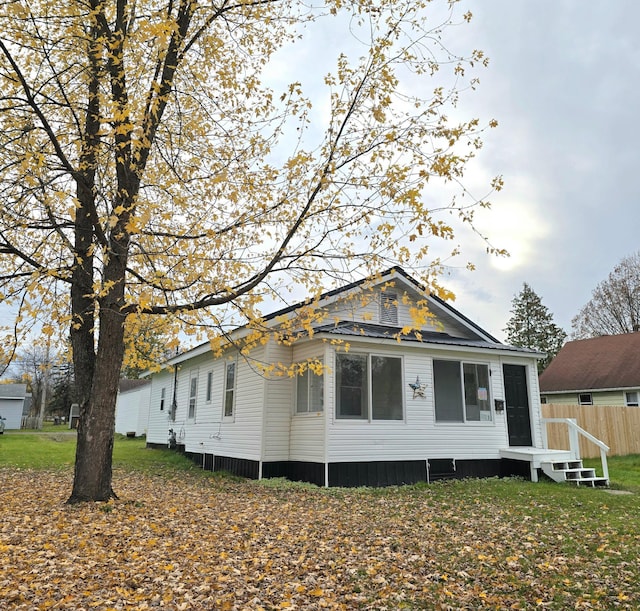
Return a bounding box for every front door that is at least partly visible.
[503,364,533,446]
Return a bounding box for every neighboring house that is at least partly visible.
[0,384,29,430]
[539,333,640,407]
[115,379,152,437]
[144,267,577,486]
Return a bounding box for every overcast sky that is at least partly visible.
[2,1,638,351]
[440,0,640,340]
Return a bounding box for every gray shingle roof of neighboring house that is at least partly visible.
[119,379,151,393]
[539,333,640,392]
[0,383,28,399]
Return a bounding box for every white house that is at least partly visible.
[0,383,29,430]
[115,379,152,437]
[145,267,606,487]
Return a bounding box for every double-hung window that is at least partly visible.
[224,361,236,418]
[160,387,166,411]
[336,353,403,420]
[433,359,491,423]
[188,372,198,420]
[296,365,324,413]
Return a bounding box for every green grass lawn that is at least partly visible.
[0,431,200,473]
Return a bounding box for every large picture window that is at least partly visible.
[336,353,403,420]
[296,365,324,413]
[433,359,491,423]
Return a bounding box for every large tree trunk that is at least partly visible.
[68,306,127,503]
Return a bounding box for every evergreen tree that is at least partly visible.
[504,283,567,373]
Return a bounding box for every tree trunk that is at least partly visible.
[67,306,126,503]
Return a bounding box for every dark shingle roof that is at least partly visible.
[312,321,537,354]
[539,333,640,392]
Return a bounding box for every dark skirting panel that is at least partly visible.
[455,459,502,479]
[500,457,532,480]
[328,460,427,487]
[262,461,326,486]
[214,455,260,479]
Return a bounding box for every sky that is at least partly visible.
[438,0,640,340]
[2,1,639,352]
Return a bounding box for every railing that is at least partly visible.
[541,417,610,483]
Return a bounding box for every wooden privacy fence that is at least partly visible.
[542,404,640,457]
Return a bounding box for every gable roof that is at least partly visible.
[265,266,501,343]
[539,333,640,393]
[160,267,531,368]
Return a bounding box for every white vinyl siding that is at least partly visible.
[326,345,527,464]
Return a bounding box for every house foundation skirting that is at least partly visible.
[146,443,533,486]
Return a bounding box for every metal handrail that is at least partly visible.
[541,417,610,483]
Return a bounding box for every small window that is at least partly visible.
[578,393,592,405]
[540,396,547,404]
[296,365,324,413]
[160,387,166,411]
[625,391,639,407]
[188,374,198,419]
[380,292,398,325]
[206,371,213,403]
[224,361,236,418]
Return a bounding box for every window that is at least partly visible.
[224,361,236,418]
[206,371,213,403]
[160,387,166,411]
[433,359,491,423]
[336,353,403,420]
[296,366,324,413]
[380,292,398,325]
[625,391,639,407]
[188,373,198,419]
[578,393,592,405]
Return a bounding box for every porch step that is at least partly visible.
[540,460,609,487]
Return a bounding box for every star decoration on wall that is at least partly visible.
[409,376,427,399]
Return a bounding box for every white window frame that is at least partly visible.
[296,363,324,414]
[625,391,639,407]
[188,370,198,420]
[160,387,166,411]
[223,360,236,420]
[433,359,493,424]
[335,352,404,421]
[578,393,593,405]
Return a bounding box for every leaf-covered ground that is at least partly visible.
[1,468,639,610]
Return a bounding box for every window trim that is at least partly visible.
[578,392,593,406]
[625,391,639,407]
[335,352,404,422]
[188,370,198,420]
[160,387,166,411]
[433,358,493,424]
[223,360,236,420]
[295,362,324,414]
